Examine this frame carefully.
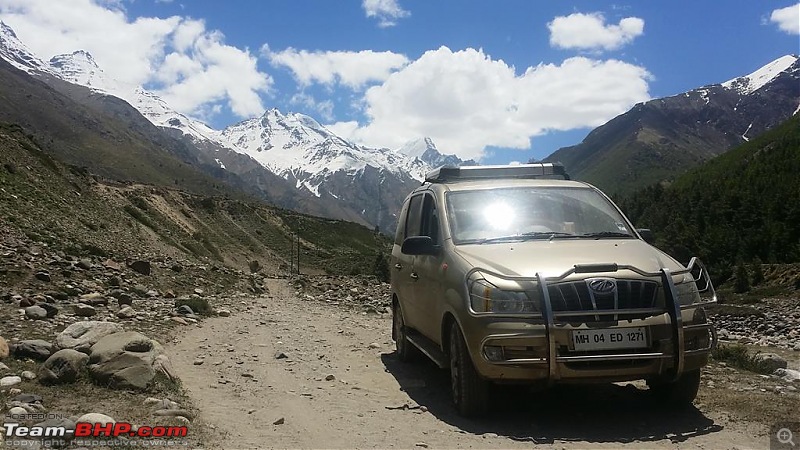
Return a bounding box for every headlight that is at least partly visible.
[674,276,701,306]
[469,278,538,314]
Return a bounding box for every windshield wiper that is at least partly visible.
[579,231,634,239]
[475,231,576,244]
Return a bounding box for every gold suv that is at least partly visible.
[390,163,717,417]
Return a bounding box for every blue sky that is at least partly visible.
[0,0,798,163]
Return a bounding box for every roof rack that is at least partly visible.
[424,163,570,183]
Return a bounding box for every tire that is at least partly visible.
[393,302,419,362]
[647,369,701,407]
[449,323,489,417]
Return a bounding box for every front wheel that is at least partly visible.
[647,369,701,407]
[449,323,489,417]
[393,302,419,362]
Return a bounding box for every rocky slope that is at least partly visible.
[546,54,800,194]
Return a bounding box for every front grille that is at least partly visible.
[547,279,659,321]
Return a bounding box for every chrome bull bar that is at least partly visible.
[470,258,717,382]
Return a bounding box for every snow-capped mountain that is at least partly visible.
[396,137,476,169]
[722,54,798,96]
[0,21,472,232]
[217,109,429,189]
[0,21,54,75]
[546,54,800,194]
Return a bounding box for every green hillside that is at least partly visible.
[0,123,390,277]
[619,115,800,283]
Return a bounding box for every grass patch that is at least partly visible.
[711,343,776,374]
[123,205,157,230]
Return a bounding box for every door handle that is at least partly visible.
[394,263,403,270]
[410,272,419,280]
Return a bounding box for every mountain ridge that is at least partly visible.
[545,54,800,194]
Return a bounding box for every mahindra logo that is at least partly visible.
[587,278,617,294]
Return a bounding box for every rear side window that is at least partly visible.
[405,194,424,239]
[394,198,411,245]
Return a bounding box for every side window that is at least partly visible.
[420,194,440,245]
[404,194,424,239]
[394,199,411,245]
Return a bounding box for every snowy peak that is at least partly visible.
[48,50,109,89]
[722,54,799,95]
[0,21,52,74]
[396,137,437,159]
[396,136,474,169]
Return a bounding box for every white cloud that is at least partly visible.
[0,0,271,119]
[548,12,644,51]
[266,47,409,89]
[362,0,409,28]
[770,3,800,34]
[333,47,651,160]
[291,93,334,122]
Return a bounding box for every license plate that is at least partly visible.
[571,327,648,351]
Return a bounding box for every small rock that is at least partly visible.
[193,359,204,366]
[21,371,36,380]
[19,297,36,307]
[77,413,115,426]
[273,417,285,425]
[217,309,231,317]
[25,305,48,320]
[14,340,53,360]
[0,376,22,387]
[0,362,8,371]
[117,306,137,319]
[34,271,51,282]
[275,352,288,360]
[39,303,58,318]
[194,288,204,296]
[164,290,176,299]
[7,406,28,419]
[117,293,134,306]
[171,317,188,325]
[368,343,381,349]
[177,305,194,316]
[0,336,9,359]
[325,374,336,381]
[415,443,429,448]
[76,259,93,270]
[73,303,97,317]
[129,260,151,276]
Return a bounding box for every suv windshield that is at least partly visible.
[446,186,634,244]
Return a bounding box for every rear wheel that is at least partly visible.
[393,302,419,362]
[449,323,489,417]
[647,369,701,407]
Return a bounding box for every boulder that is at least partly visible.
[88,332,169,390]
[39,349,89,384]
[55,321,123,353]
[0,336,8,359]
[754,353,788,372]
[13,340,53,360]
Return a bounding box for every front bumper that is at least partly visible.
[463,258,717,384]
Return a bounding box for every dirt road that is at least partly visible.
[169,279,777,449]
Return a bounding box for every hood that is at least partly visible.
[453,239,683,278]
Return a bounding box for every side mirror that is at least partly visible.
[401,236,440,256]
[637,228,655,245]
